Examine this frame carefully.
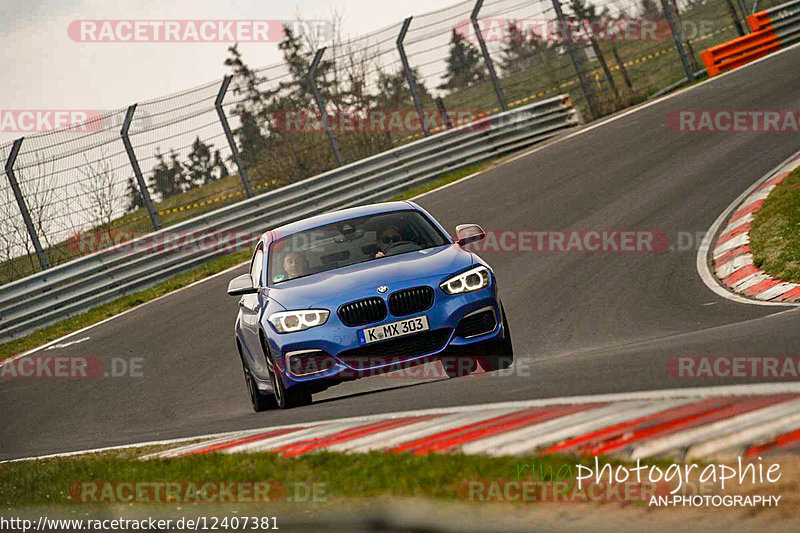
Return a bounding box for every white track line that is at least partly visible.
[630,398,800,459]
[140,427,294,460]
[472,400,669,457]
[715,255,753,278]
[686,411,800,459]
[337,409,518,453]
[722,213,754,233]
[323,415,455,453]
[758,282,800,301]
[477,399,694,456]
[224,420,368,454]
[714,233,750,256]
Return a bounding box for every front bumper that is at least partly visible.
[263,283,502,388]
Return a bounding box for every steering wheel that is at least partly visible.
[384,240,421,255]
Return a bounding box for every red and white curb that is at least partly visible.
[712,154,800,302]
[136,384,800,461]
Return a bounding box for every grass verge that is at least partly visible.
[0,449,661,507]
[749,167,800,281]
[0,161,494,362]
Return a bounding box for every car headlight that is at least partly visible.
[440,266,491,295]
[268,310,330,333]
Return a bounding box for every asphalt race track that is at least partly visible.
[2,47,800,460]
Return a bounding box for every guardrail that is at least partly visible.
[0,95,581,342]
[748,0,800,42]
[701,0,800,77]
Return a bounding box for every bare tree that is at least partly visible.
[0,184,37,281]
[77,149,123,252]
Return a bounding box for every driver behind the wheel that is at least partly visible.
[283,251,310,279]
[375,224,402,258]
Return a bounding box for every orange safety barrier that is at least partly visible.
[700,26,781,77]
[747,10,773,32]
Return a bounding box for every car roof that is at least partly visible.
[266,201,420,239]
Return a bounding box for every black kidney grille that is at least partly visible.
[456,309,497,338]
[337,329,452,369]
[388,286,434,317]
[338,297,387,326]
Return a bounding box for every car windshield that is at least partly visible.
[268,210,449,284]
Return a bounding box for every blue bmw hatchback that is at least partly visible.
[228,201,512,410]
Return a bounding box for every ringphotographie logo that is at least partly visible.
[67,20,333,43]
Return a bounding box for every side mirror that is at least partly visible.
[455,224,486,246]
[227,273,258,296]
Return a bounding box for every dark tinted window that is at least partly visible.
[268,210,448,284]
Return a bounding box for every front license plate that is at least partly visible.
[360,316,429,344]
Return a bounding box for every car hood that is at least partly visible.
[267,244,473,310]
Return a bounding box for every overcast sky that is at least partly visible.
[0,0,443,143]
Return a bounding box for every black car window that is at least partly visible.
[268,210,448,285]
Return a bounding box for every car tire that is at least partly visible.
[240,351,276,412]
[266,361,312,409]
[486,305,514,371]
[260,334,312,409]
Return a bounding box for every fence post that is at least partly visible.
[471,0,508,112]
[611,42,634,93]
[660,0,695,82]
[670,0,701,72]
[551,0,599,120]
[216,75,254,198]
[308,48,345,166]
[435,97,454,130]
[4,138,49,270]
[725,0,747,36]
[588,36,622,108]
[397,17,429,136]
[121,104,161,230]
[736,0,751,30]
